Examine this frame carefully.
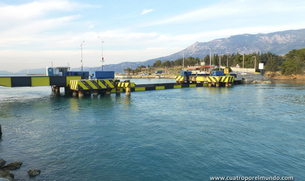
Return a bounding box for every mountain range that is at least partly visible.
[100,28,305,73]
[2,28,305,74]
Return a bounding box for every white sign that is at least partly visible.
[259,63,264,70]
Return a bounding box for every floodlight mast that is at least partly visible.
[80,41,85,73]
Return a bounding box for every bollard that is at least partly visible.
[124,80,131,96]
[72,91,78,97]
[0,124,2,136]
[93,90,98,96]
[106,89,111,95]
[116,87,121,95]
[78,91,84,98]
[125,87,131,96]
[54,86,60,94]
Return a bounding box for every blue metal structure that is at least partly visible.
[92,71,114,79]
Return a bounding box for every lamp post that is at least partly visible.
[182,52,184,70]
[80,41,85,73]
[219,55,221,71]
[252,56,257,71]
[98,37,104,71]
[208,48,212,72]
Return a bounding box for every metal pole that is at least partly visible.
[208,48,211,72]
[98,37,104,71]
[243,53,245,69]
[227,56,228,67]
[219,55,221,70]
[80,41,85,73]
[252,55,257,72]
[102,40,104,71]
[182,52,184,70]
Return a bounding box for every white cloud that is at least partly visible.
[141,9,153,15]
[0,46,182,72]
[0,0,81,21]
[1,0,305,72]
[145,0,305,26]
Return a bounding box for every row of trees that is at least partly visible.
[151,49,305,75]
[123,48,305,76]
[152,52,283,70]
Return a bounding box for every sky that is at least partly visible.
[0,0,305,72]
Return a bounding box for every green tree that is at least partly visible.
[153,60,162,67]
[123,68,133,75]
[195,57,200,65]
[265,55,278,72]
[281,48,305,75]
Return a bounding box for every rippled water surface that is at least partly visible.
[0,80,304,180]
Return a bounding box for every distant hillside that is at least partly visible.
[0,70,14,75]
[142,29,305,62]
[101,28,305,73]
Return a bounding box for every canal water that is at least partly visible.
[0,79,304,180]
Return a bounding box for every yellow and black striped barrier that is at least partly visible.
[175,76,184,82]
[0,76,81,87]
[207,76,234,83]
[219,76,235,83]
[131,83,206,92]
[70,79,116,91]
[116,82,135,88]
[207,76,221,83]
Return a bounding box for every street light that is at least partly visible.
[182,52,184,70]
[80,40,85,73]
[208,48,212,72]
[98,37,104,71]
[252,56,257,70]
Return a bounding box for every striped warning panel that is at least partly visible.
[0,76,81,87]
[207,76,220,83]
[175,76,184,82]
[70,79,116,91]
[230,76,235,83]
[220,76,228,83]
[117,82,135,88]
[102,79,115,88]
[219,76,235,83]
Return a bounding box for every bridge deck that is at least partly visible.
[0,76,81,87]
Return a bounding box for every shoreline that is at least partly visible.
[269,75,305,80]
[264,71,305,80]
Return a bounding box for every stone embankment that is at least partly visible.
[239,72,272,84]
[0,158,41,180]
[264,71,305,80]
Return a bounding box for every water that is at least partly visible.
[0,80,304,181]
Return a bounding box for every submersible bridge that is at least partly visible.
[0,67,236,97]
